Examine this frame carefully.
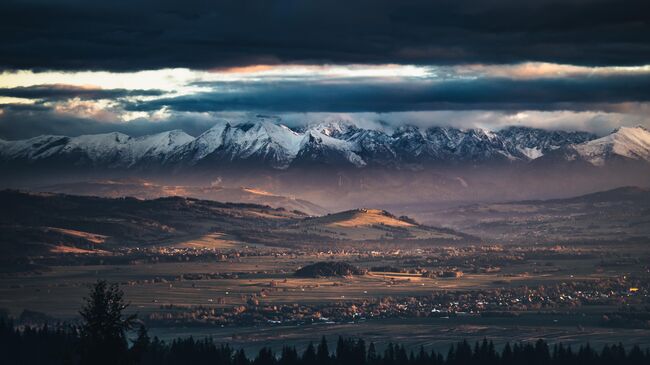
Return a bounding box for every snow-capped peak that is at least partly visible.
[178,120,231,161]
[308,120,358,138]
[572,126,650,166]
[1,122,646,170]
[131,130,193,159]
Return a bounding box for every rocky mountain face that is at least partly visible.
[7,120,647,171]
[1,121,648,212]
[0,130,194,168]
[565,126,650,166]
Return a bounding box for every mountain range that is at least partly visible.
[3,120,649,171]
[2,120,649,209]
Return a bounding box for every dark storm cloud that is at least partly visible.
[124,73,650,113]
[0,85,164,101]
[1,0,649,71]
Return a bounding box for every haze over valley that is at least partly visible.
[2,1,650,363]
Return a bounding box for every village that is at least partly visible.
[145,275,649,329]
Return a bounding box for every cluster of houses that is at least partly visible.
[146,276,648,327]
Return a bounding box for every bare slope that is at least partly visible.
[0,191,475,256]
[0,190,306,255]
[37,179,328,216]
[276,208,470,242]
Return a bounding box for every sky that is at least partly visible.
[1,0,650,139]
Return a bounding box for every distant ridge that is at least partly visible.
[548,185,650,204]
[422,185,650,244]
[0,190,477,257]
[35,179,329,216]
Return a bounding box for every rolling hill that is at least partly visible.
[0,191,475,257]
[413,186,650,244]
[36,179,328,216]
[281,209,465,241]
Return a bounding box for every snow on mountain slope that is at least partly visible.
[309,120,359,138]
[452,128,517,161]
[168,120,230,163]
[345,129,397,165]
[0,132,135,166]
[0,130,193,167]
[293,130,366,167]
[167,120,303,168]
[59,132,135,166]
[1,120,642,170]
[132,130,193,160]
[220,121,303,167]
[571,126,650,166]
[391,125,435,161]
[499,126,596,160]
[0,135,70,160]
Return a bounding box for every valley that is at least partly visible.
[1,187,649,352]
[4,2,650,363]
[1,242,648,351]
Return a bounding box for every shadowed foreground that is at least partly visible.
[3,281,650,365]
[2,321,650,365]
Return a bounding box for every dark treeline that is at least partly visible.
[2,281,650,365]
[3,321,650,365]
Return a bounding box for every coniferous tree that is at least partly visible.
[317,336,331,365]
[627,345,645,365]
[367,342,379,365]
[234,349,250,365]
[254,347,276,365]
[354,338,367,365]
[79,280,136,365]
[303,342,317,365]
[383,343,396,365]
[280,346,299,365]
[4,311,650,365]
[394,345,408,365]
[130,324,150,364]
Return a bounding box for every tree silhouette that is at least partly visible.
[79,280,136,365]
[303,342,317,364]
[130,324,150,364]
[3,293,650,365]
[317,336,331,365]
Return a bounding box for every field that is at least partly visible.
[150,316,650,354]
[2,242,649,351]
[1,189,649,353]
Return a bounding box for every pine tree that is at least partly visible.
[254,347,276,365]
[367,342,379,365]
[303,342,317,365]
[130,324,150,364]
[280,346,299,365]
[234,349,250,365]
[79,280,136,365]
[317,336,331,365]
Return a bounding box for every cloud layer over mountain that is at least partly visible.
[1,1,650,140]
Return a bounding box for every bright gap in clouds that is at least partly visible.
[1,63,650,138]
[3,63,650,92]
[0,65,434,91]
